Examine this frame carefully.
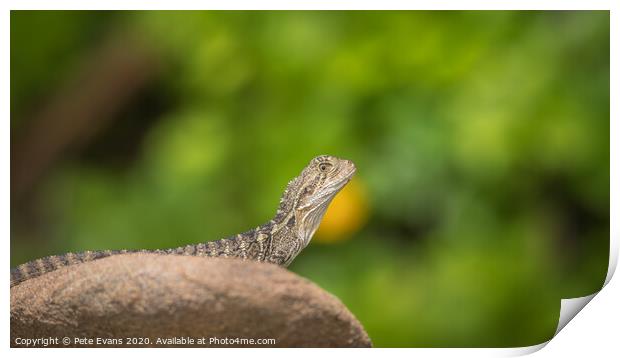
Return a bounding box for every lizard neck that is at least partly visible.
[264,197,330,266]
[258,207,304,266]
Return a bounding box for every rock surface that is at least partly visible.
[10,254,371,347]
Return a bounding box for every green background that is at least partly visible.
[11,11,609,347]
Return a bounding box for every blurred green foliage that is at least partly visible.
[11,11,609,347]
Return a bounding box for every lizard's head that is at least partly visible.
[276,155,356,248]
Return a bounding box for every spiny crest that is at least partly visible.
[274,156,327,221]
[275,170,307,222]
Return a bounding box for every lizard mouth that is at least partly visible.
[339,160,357,183]
[324,163,356,199]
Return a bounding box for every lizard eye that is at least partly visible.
[319,163,332,172]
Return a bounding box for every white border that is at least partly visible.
[3,1,616,357]
[0,1,614,11]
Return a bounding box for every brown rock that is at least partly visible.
[10,254,371,348]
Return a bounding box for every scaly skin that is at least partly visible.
[10,155,356,287]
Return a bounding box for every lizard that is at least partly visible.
[10,155,356,287]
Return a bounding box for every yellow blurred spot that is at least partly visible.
[315,177,370,243]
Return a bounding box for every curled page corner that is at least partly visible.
[551,234,619,338]
[500,341,548,357]
[506,238,618,356]
[554,293,597,336]
[550,245,617,338]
